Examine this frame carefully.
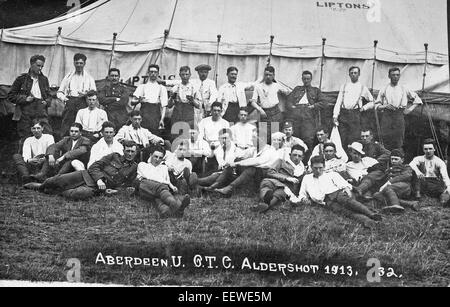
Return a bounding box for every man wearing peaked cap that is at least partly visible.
[282,120,308,153]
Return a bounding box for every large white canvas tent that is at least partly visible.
[0,0,448,92]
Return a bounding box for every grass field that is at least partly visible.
[1,141,449,287]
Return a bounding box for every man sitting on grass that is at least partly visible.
[372,149,419,213]
[299,155,382,228]
[409,138,450,207]
[254,144,306,213]
[24,141,138,200]
[136,146,190,218]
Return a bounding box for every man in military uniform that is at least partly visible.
[285,70,327,151]
[8,54,53,139]
[98,68,130,130]
[24,140,138,200]
[360,128,391,167]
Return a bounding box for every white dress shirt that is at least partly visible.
[57,71,96,100]
[165,152,193,179]
[115,124,163,147]
[252,82,289,109]
[346,157,379,181]
[230,122,256,149]
[133,81,168,107]
[75,107,108,132]
[87,138,124,168]
[30,76,42,99]
[22,134,55,162]
[137,162,171,185]
[197,116,230,145]
[299,172,352,204]
[217,82,253,115]
[214,142,238,169]
[333,81,374,118]
[375,83,423,108]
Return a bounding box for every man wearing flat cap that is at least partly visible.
[161,64,218,126]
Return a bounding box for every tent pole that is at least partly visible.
[47,26,62,83]
[318,38,326,126]
[267,35,274,66]
[421,43,429,93]
[371,40,383,146]
[153,29,169,65]
[214,34,221,87]
[107,32,118,73]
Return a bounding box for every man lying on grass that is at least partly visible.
[24,140,138,200]
[299,155,382,228]
[136,145,191,218]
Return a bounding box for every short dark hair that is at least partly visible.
[129,110,141,118]
[323,142,336,151]
[239,107,249,113]
[151,145,166,156]
[109,68,120,76]
[423,138,436,147]
[101,121,116,132]
[86,90,97,98]
[361,128,373,135]
[349,66,360,74]
[316,126,328,134]
[70,122,83,131]
[73,53,87,62]
[265,66,275,74]
[390,149,404,159]
[219,128,232,138]
[227,66,238,75]
[211,101,223,110]
[310,155,325,165]
[31,119,44,128]
[302,70,313,77]
[123,140,137,149]
[30,54,45,65]
[388,67,401,76]
[148,64,160,72]
[179,66,190,73]
[291,144,305,154]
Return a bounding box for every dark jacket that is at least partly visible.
[264,159,303,194]
[363,141,391,166]
[97,81,129,112]
[47,136,91,161]
[285,85,327,111]
[387,164,413,185]
[8,71,51,120]
[88,152,137,188]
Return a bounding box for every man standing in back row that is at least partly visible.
[57,53,97,136]
[285,70,327,152]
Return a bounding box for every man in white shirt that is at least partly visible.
[346,142,385,200]
[255,144,306,213]
[57,53,97,136]
[299,155,382,227]
[410,138,450,206]
[198,101,230,149]
[230,107,257,160]
[75,90,108,143]
[193,64,218,119]
[165,141,199,195]
[88,121,124,168]
[251,66,290,130]
[132,64,168,136]
[185,129,211,173]
[213,132,287,196]
[137,146,191,218]
[322,142,347,176]
[217,66,254,123]
[333,66,374,149]
[375,67,423,150]
[115,110,166,162]
[12,121,54,184]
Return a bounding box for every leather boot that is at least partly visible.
[353,178,372,198]
[398,199,419,211]
[160,190,181,214]
[155,199,172,219]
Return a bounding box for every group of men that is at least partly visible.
[8,52,449,226]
